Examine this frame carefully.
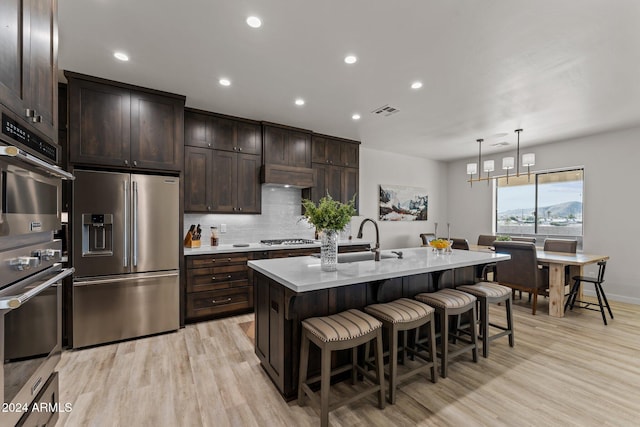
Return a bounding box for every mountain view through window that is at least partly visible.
[496,169,583,237]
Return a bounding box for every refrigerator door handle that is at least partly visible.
[73,271,179,286]
[123,180,129,267]
[133,180,138,267]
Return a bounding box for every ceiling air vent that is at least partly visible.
[371,104,400,117]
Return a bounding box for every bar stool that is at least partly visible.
[456,282,514,358]
[298,309,385,427]
[364,298,437,404]
[414,289,478,378]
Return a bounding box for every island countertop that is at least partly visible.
[247,247,510,293]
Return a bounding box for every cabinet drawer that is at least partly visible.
[187,269,248,293]
[186,286,253,319]
[187,253,248,268]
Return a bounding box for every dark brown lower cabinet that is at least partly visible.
[185,245,370,323]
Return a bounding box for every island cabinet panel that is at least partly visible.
[0,0,58,145]
[185,253,252,322]
[251,264,470,399]
[67,72,185,171]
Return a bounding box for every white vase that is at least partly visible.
[320,229,338,271]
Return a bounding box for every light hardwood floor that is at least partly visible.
[56,297,640,426]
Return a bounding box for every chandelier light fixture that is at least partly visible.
[466,129,535,186]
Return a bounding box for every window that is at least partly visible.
[496,169,584,237]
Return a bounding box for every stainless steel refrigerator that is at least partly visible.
[72,170,179,348]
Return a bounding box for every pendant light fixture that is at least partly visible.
[466,128,536,186]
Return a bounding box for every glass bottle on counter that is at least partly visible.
[210,226,219,246]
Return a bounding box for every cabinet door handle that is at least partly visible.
[233,147,237,151]
[207,206,211,211]
[208,143,212,147]
[227,274,232,279]
[133,160,138,166]
[32,115,42,123]
[227,258,232,262]
[124,160,129,165]
[238,207,242,211]
[238,147,243,152]
[212,298,232,304]
[212,276,216,281]
[25,108,36,118]
[211,259,216,263]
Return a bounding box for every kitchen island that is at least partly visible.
[247,247,509,398]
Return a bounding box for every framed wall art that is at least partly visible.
[379,185,428,221]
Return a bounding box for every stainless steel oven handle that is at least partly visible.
[0,267,74,310]
[73,271,179,286]
[0,145,75,180]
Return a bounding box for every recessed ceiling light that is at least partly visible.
[295,98,305,106]
[352,113,361,120]
[219,78,231,86]
[246,16,262,28]
[344,55,357,64]
[113,52,129,61]
[411,81,423,89]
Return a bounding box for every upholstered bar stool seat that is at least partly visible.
[456,282,514,358]
[298,309,385,427]
[364,298,437,404]
[414,289,478,378]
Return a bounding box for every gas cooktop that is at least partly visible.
[260,239,316,246]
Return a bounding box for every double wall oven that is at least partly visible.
[1,116,74,427]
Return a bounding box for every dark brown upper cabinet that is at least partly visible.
[312,134,359,168]
[66,72,185,172]
[184,109,261,155]
[262,123,312,168]
[0,0,58,146]
[184,146,261,214]
[304,133,360,213]
[184,109,262,214]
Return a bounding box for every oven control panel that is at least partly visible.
[1,240,62,289]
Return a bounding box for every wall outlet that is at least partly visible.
[220,224,227,233]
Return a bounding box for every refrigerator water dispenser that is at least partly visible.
[82,213,113,256]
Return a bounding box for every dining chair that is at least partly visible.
[476,235,497,280]
[564,261,613,325]
[419,233,436,246]
[450,238,470,250]
[511,236,537,244]
[493,241,549,315]
[542,238,578,289]
[477,235,497,246]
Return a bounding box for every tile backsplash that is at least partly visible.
[184,186,318,245]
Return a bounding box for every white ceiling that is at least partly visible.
[57,0,640,161]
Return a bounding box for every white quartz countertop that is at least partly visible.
[247,247,510,293]
[184,240,370,255]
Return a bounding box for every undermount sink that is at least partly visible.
[312,251,398,263]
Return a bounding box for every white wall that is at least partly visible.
[447,126,640,304]
[355,146,449,250]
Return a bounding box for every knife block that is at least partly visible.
[184,231,201,248]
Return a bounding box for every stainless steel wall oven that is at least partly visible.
[0,141,73,427]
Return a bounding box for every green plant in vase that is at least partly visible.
[302,194,356,271]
